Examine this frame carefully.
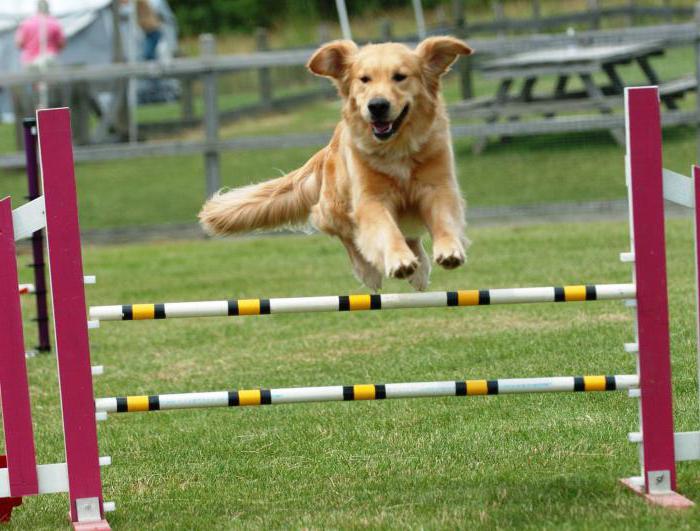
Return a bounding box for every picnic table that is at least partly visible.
[457,41,696,152]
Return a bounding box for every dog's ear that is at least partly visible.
[307,40,358,79]
[416,36,472,79]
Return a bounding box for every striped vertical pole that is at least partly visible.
[23,118,50,353]
[37,109,110,529]
[0,198,39,497]
[623,86,689,505]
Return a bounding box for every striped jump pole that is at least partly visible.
[89,283,635,322]
[96,374,639,414]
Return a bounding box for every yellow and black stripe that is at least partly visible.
[446,285,598,307]
[227,389,272,406]
[227,299,271,316]
[115,395,161,412]
[573,375,617,391]
[121,303,166,320]
[456,380,500,395]
[342,384,387,400]
[339,294,382,311]
[447,290,490,306]
[554,285,598,302]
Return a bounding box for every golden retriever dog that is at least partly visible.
[199,36,472,291]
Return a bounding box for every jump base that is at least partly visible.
[72,520,111,531]
[619,477,694,509]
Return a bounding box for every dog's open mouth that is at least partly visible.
[371,104,409,140]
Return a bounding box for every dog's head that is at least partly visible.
[307,37,472,146]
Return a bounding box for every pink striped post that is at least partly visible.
[37,109,110,530]
[620,86,692,507]
[0,198,39,497]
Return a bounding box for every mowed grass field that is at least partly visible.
[9,218,700,529]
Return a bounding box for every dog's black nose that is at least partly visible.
[368,98,390,119]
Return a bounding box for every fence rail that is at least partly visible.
[2,19,700,189]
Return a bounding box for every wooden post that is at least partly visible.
[71,82,91,145]
[587,0,601,30]
[255,28,273,110]
[663,0,672,23]
[627,0,636,27]
[37,108,109,529]
[380,19,394,42]
[695,2,700,163]
[532,0,542,32]
[201,34,221,199]
[317,23,331,44]
[453,0,473,100]
[110,0,129,141]
[492,0,506,37]
[181,77,194,122]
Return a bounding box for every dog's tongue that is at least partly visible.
[372,122,392,134]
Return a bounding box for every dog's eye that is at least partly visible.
[393,73,407,82]
[360,76,371,83]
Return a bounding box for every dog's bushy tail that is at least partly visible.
[198,151,323,235]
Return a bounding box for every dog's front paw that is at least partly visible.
[434,241,466,270]
[387,254,419,279]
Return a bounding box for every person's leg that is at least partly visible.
[143,30,162,61]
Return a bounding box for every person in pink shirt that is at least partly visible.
[15,0,66,68]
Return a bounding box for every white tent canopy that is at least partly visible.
[0,0,178,119]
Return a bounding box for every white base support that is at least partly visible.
[12,197,46,241]
[0,458,112,497]
[662,168,694,208]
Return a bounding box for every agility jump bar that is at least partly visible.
[89,283,635,321]
[95,374,638,414]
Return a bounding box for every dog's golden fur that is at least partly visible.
[199,37,472,291]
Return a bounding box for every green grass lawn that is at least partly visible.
[10,217,700,529]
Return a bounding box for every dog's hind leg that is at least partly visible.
[406,238,431,291]
[341,238,383,292]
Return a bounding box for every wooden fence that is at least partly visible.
[2,9,700,197]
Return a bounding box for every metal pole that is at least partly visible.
[22,118,50,353]
[412,0,427,41]
[531,0,542,32]
[201,34,221,199]
[255,28,272,110]
[452,0,473,100]
[587,0,601,30]
[335,0,353,40]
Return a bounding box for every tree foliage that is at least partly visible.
[167,0,454,36]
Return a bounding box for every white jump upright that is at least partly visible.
[1,87,699,528]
